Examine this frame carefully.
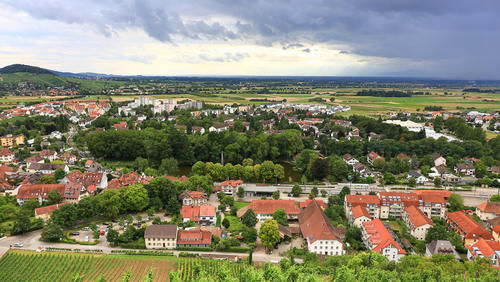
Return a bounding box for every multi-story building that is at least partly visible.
[402,206,434,240]
[0,134,24,147]
[345,195,380,219]
[144,224,178,250]
[299,200,344,256]
[181,205,216,225]
[16,184,81,205]
[0,148,15,162]
[181,191,208,206]
[447,211,493,245]
[348,205,372,229]
[361,218,406,262]
[467,239,500,267]
[176,229,211,248]
[378,192,420,219]
[220,180,243,195]
[475,201,500,221]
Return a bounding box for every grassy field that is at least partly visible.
[233,202,249,210]
[0,250,251,282]
[224,215,247,233]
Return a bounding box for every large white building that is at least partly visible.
[361,219,406,262]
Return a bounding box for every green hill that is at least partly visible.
[0,64,52,74]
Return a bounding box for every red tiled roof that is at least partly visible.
[345,195,380,206]
[177,229,211,245]
[244,200,300,215]
[447,211,493,240]
[404,206,434,227]
[351,205,371,219]
[299,201,338,243]
[26,155,43,163]
[17,184,66,200]
[164,175,189,183]
[477,201,500,214]
[221,180,243,187]
[378,192,419,206]
[299,199,327,209]
[362,219,406,255]
[35,202,69,216]
[186,191,208,200]
[367,151,380,160]
[40,150,56,157]
[0,148,13,156]
[182,205,216,222]
[467,238,500,259]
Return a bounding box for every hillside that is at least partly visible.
[0,64,52,74]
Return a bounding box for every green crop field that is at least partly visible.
[0,250,253,282]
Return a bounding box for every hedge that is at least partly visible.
[121,250,174,256]
[179,252,199,257]
[175,247,213,252]
[224,247,249,253]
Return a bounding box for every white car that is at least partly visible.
[13,243,23,248]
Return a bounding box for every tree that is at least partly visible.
[237,186,245,198]
[328,155,349,182]
[273,164,285,182]
[310,158,330,180]
[259,219,280,251]
[107,229,120,247]
[408,177,416,187]
[134,157,149,172]
[448,193,464,212]
[383,172,396,185]
[38,176,56,184]
[311,187,319,198]
[260,161,275,183]
[41,223,63,242]
[47,190,63,205]
[12,213,31,235]
[272,190,280,200]
[243,228,258,243]
[434,177,442,187]
[242,208,257,227]
[321,189,328,198]
[425,224,449,243]
[490,194,500,202]
[54,168,66,182]
[272,208,287,225]
[192,161,206,176]
[121,184,149,212]
[373,158,386,171]
[159,157,178,175]
[222,218,230,229]
[291,184,302,197]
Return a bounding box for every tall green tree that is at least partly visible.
[259,219,281,250]
[242,208,257,227]
[272,208,287,225]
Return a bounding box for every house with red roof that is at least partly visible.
[344,194,380,219]
[16,184,66,205]
[402,206,434,240]
[220,179,243,195]
[237,199,301,222]
[361,218,406,262]
[25,155,44,167]
[35,203,69,220]
[113,121,128,130]
[366,151,381,165]
[176,229,212,247]
[0,148,15,163]
[348,205,372,228]
[447,211,493,245]
[181,191,208,206]
[181,205,216,225]
[60,171,108,193]
[467,238,500,267]
[39,149,57,161]
[58,152,77,164]
[299,200,344,256]
[476,201,500,221]
[378,192,420,219]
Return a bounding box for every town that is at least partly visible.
[0,65,499,281]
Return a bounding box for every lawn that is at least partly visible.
[224,215,247,234]
[233,201,249,210]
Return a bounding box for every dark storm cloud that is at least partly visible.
[4,0,500,78]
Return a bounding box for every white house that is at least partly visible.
[402,206,434,240]
[361,219,406,262]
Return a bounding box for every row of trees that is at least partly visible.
[192,160,285,183]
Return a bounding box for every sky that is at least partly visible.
[0,0,499,79]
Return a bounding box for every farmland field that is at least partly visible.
[0,250,250,281]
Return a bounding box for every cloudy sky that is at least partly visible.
[0,0,499,79]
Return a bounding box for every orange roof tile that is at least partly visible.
[404,206,434,227]
[477,201,500,214]
[351,205,371,219]
[447,211,492,240]
[244,200,300,216]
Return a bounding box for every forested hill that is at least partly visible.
[0,64,53,75]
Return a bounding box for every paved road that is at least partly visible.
[0,230,286,263]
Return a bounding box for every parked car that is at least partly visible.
[82,227,90,231]
[13,243,23,248]
[102,222,109,226]
[111,219,118,223]
[70,232,80,236]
